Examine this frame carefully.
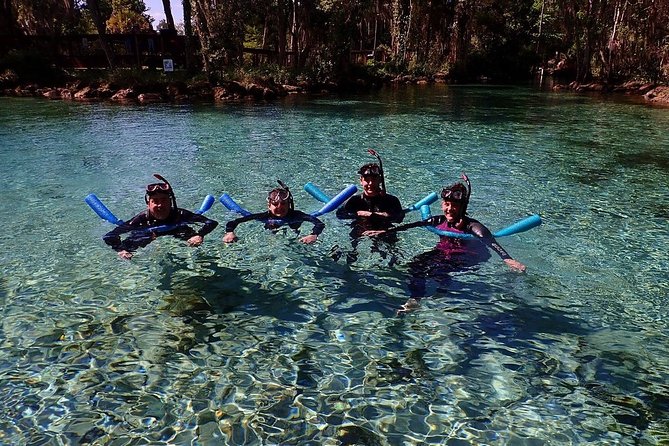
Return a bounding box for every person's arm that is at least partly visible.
[469,220,526,272]
[223,212,266,243]
[186,212,218,237]
[336,196,360,220]
[364,215,445,236]
[177,209,219,246]
[294,211,324,244]
[385,195,405,223]
[102,212,149,258]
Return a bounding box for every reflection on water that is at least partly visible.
[1,87,669,444]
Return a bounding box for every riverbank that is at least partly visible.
[2,69,668,106]
[554,80,669,106]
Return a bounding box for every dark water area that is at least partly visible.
[1,85,668,444]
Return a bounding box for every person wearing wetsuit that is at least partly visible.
[103,174,219,260]
[364,176,525,311]
[222,181,324,244]
[335,151,404,263]
[336,162,404,236]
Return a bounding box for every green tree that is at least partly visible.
[106,0,152,33]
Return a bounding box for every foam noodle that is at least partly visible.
[419,205,542,239]
[219,194,252,217]
[304,182,331,203]
[311,185,358,217]
[197,195,216,214]
[404,192,438,212]
[85,194,123,225]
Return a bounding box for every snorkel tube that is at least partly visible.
[367,148,386,194]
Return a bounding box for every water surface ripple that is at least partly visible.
[1,86,668,444]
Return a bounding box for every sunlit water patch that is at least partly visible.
[1,86,669,444]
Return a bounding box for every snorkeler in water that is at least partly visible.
[222,180,325,245]
[365,174,525,312]
[103,174,219,260]
[334,149,404,262]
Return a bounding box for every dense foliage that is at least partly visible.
[2,0,668,84]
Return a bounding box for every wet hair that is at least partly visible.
[441,177,471,216]
[440,183,468,202]
[145,173,177,209]
[267,180,294,211]
[358,163,382,177]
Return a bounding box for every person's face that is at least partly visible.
[148,193,173,220]
[268,199,290,218]
[360,175,382,197]
[441,199,463,223]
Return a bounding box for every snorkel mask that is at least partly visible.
[440,173,472,215]
[360,149,386,194]
[145,173,177,209]
[267,179,294,211]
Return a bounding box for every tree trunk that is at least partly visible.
[161,0,176,30]
[183,0,192,69]
[277,0,288,66]
[87,0,115,69]
[0,0,18,36]
[191,0,211,75]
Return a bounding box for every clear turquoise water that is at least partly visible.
[1,86,668,444]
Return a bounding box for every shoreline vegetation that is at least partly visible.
[2,0,667,107]
[1,68,668,106]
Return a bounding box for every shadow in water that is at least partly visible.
[155,253,314,323]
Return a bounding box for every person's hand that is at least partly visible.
[118,250,133,260]
[375,212,390,218]
[504,258,526,272]
[299,234,318,244]
[396,298,421,316]
[362,230,386,237]
[187,235,204,247]
[357,210,373,217]
[222,232,238,243]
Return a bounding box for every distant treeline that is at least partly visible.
[1,0,668,85]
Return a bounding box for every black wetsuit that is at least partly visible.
[103,208,218,253]
[225,210,325,236]
[335,193,404,263]
[387,215,514,298]
[336,193,404,236]
[387,215,513,261]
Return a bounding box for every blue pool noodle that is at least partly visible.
[311,185,357,217]
[85,194,123,225]
[221,185,357,222]
[304,182,331,203]
[492,214,542,237]
[196,195,216,215]
[305,183,438,214]
[86,193,215,235]
[219,194,252,216]
[419,205,542,239]
[404,192,438,212]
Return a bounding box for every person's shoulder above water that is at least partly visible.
[103,174,217,260]
[223,180,322,245]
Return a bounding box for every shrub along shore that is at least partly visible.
[1,69,667,106]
